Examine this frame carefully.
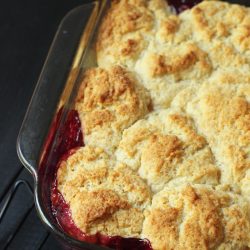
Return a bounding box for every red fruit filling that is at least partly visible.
[168,0,202,13]
[41,108,152,250]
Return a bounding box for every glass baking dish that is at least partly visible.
[17,1,112,249]
[16,0,250,249]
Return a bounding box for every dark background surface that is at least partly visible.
[0,1,91,249]
[0,0,249,250]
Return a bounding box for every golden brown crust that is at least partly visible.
[97,1,250,108]
[96,0,156,68]
[116,109,220,192]
[75,65,151,153]
[150,43,211,77]
[190,1,250,52]
[56,1,250,248]
[57,146,151,236]
[143,184,250,250]
[173,84,250,198]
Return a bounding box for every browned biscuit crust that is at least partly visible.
[57,146,151,236]
[75,65,151,153]
[57,1,250,248]
[143,184,250,250]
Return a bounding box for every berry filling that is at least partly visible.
[41,108,152,250]
[168,0,202,13]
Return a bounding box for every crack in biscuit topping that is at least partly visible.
[57,1,250,249]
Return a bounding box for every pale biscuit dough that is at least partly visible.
[97,0,250,108]
[57,146,151,236]
[116,109,220,192]
[172,84,250,198]
[56,1,250,249]
[142,184,250,250]
[75,65,151,153]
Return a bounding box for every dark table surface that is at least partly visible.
[0,1,91,249]
[0,0,249,250]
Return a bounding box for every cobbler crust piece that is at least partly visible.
[56,1,250,249]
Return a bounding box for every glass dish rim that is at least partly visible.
[17,1,111,249]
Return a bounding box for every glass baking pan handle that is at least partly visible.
[16,2,101,180]
[0,179,33,223]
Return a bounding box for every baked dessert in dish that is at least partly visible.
[50,0,250,249]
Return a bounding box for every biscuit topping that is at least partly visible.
[75,66,151,153]
[49,1,250,249]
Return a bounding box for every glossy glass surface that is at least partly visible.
[17,1,111,249]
